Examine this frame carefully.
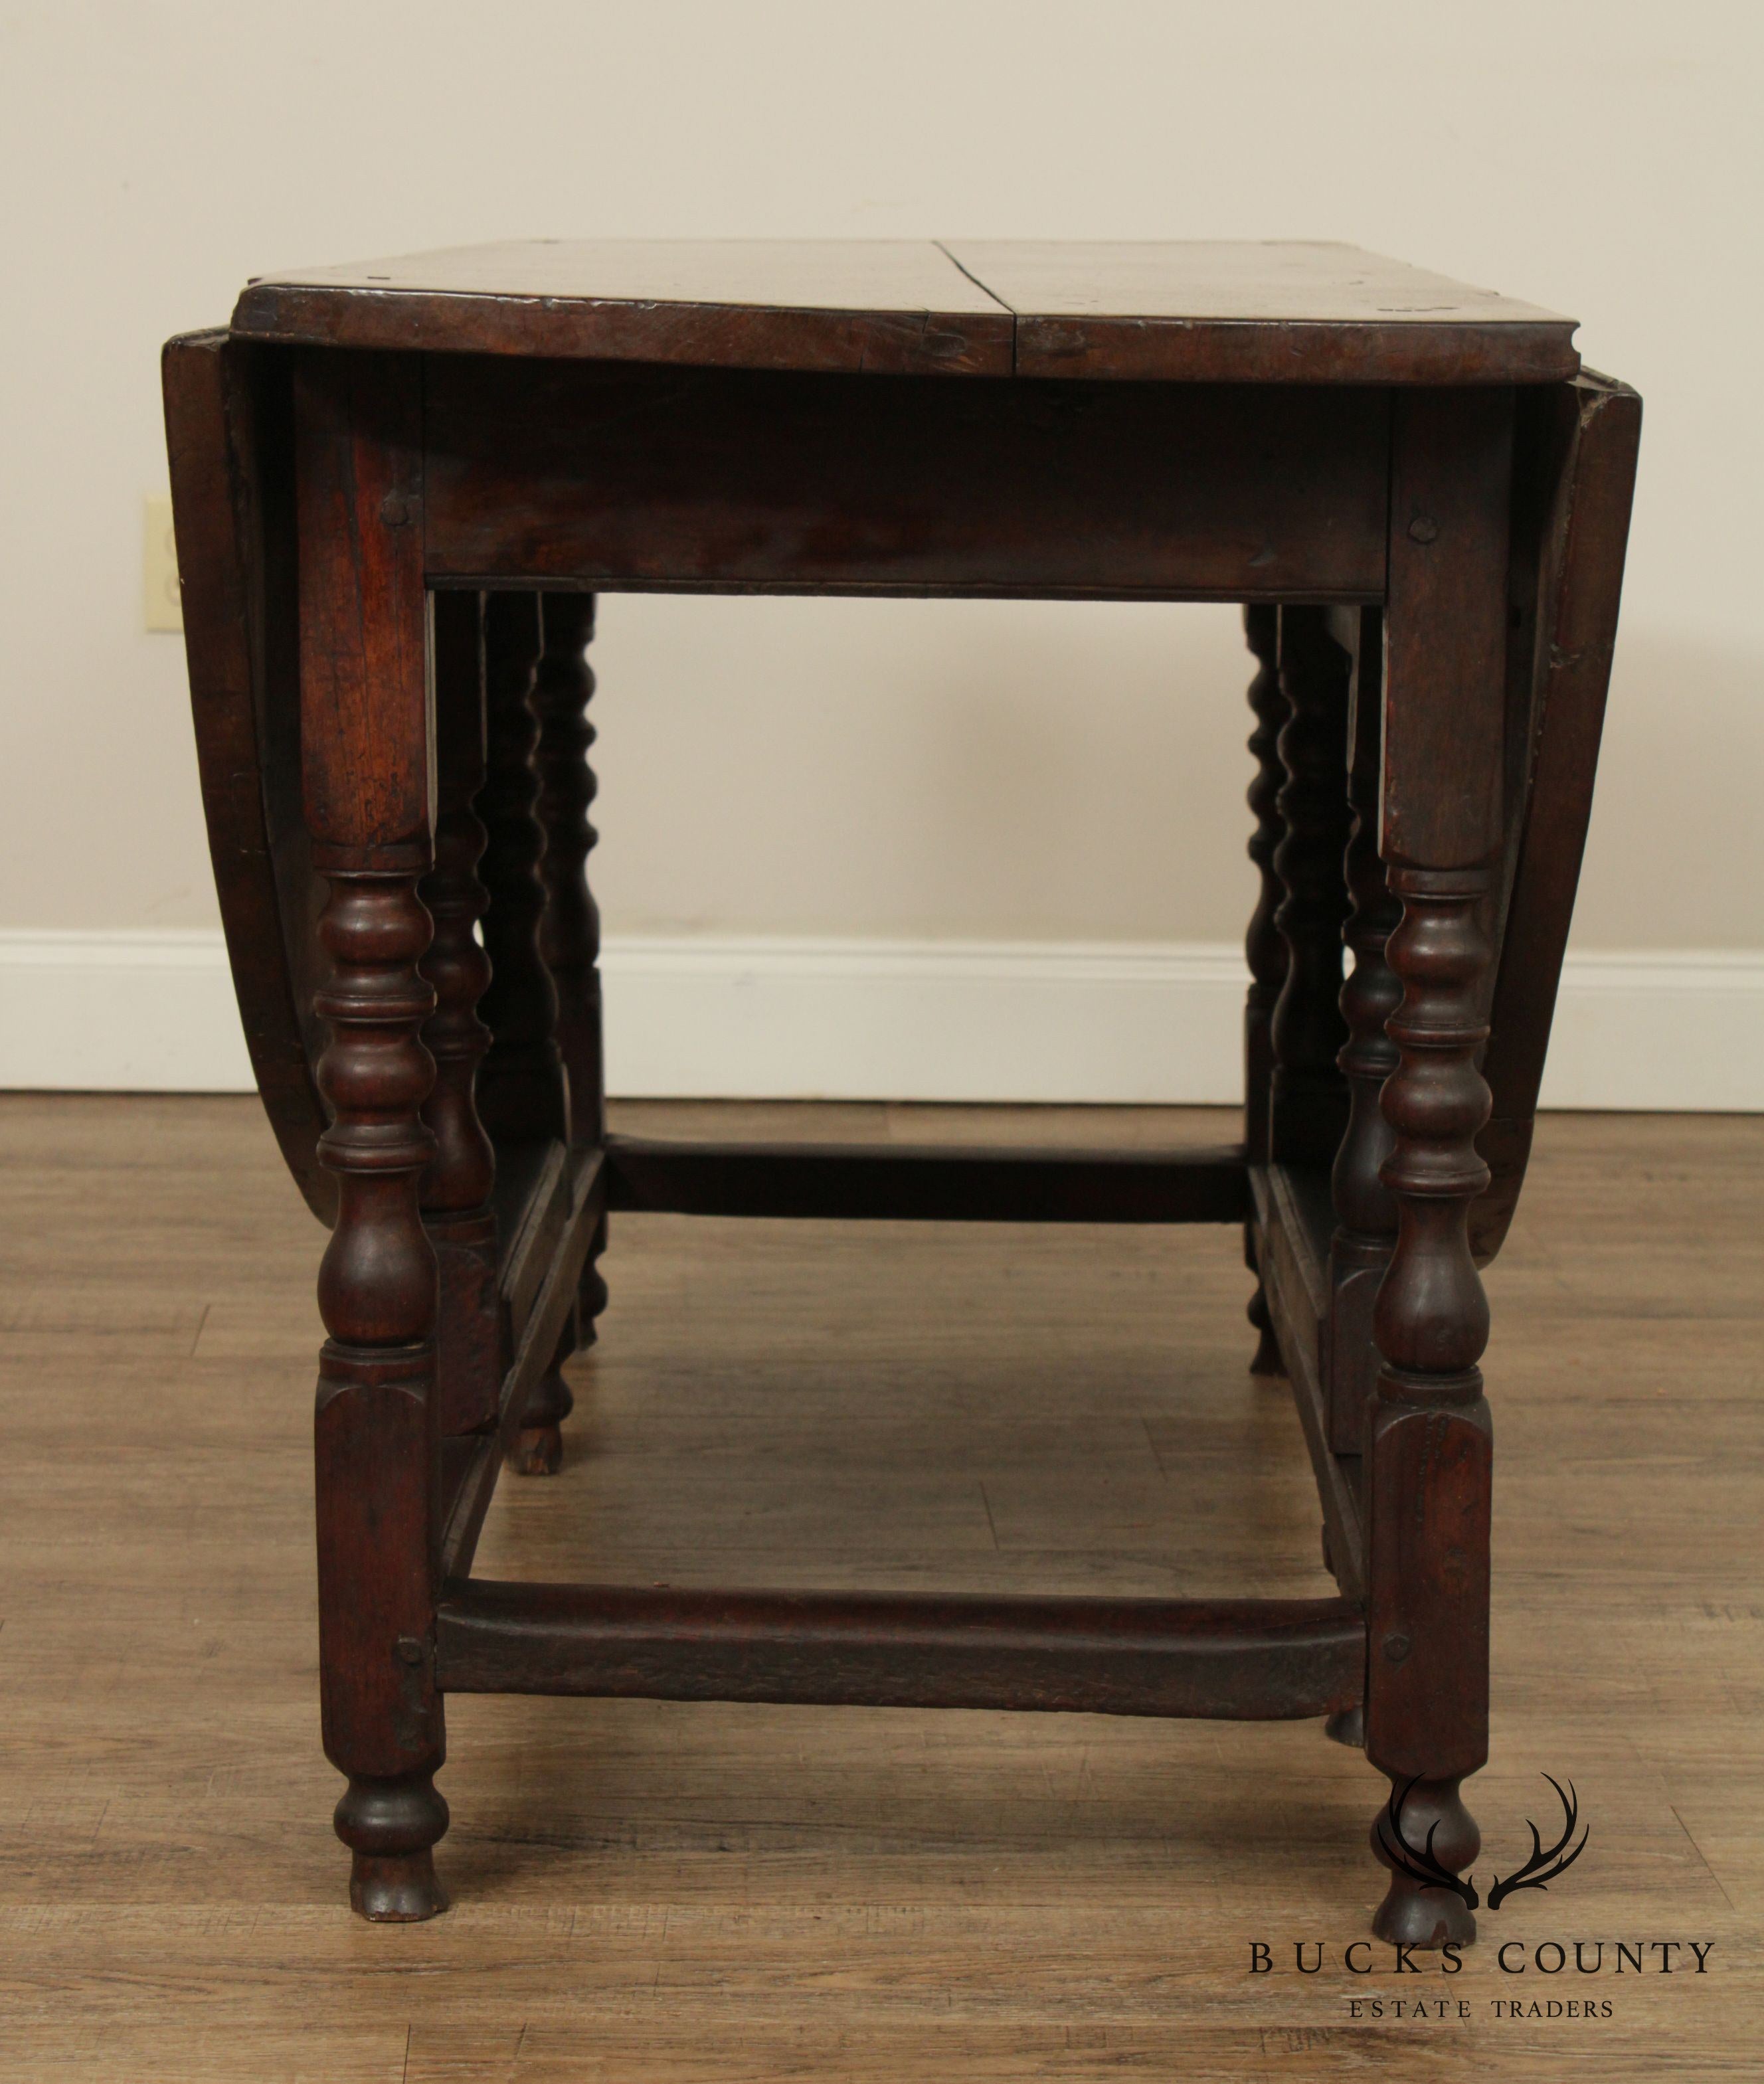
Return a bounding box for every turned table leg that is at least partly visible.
[1366,865,1492,1945]
[533,592,609,1336]
[296,351,448,1919]
[475,592,574,1474]
[1270,606,1351,1173]
[420,590,500,1438]
[1328,610,1401,1464]
[1363,389,1512,1947]
[475,592,569,1144]
[1241,604,1287,1373]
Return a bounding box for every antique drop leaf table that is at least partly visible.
[162,239,1638,1942]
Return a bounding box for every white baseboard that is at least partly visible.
[601,937,1250,1104]
[0,930,254,1094]
[0,928,1759,1110]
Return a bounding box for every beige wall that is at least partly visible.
[2,0,1759,952]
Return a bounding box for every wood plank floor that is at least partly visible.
[0,1095,1758,2080]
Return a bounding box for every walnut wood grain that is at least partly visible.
[1247,1162,1366,1606]
[172,326,1620,1293]
[164,244,1635,1943]
[946,240,1577,385]
[295,350,449,1923]
[1473,372,1642,1261]
[1361,391,1512,1947]
[230,238,1577,385]
[1380,389,1515,871]
[422,359,1391,600]
[441,1148,608,1577]
[162,331,332,1223]
[436,1580,1365,1721]
[234,239,1015,376]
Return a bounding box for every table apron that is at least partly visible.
[420,357,1391,601]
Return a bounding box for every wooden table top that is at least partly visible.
[231,238,1577,385]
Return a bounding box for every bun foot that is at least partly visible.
[350,1848,448,1922]
[508,1337,574,1476]
[1247,1285,1283,1376]
[335,1774,449,1922]
[1370,1775,1479,1949]
[1372,1875,1477,1950]
[508,1420,563,1476]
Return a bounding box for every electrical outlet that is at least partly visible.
[144,494,182,633]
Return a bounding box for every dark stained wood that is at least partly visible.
[313,1346,449,1923]
[162,331,333,1223]
[173,300,1613,1287]
[167,242,1635,1943]
[234,239,1015,377]
[1474,372,1643,1260]
[1363,899,1493,1951]
[420,590,501,1438]
[1269,608,1351,1168]
[1240,604,1287,1375]
[294,354,428,856]
[230,238,1577,387]
[1360,393,1512,1949]
[465,591,586,1475]
[296,351,449,1923]
[441,1150,607,1579]
[435,1579,1365,1722]
[474,595,569,1143]
[531,590,610,1349]
[603,1135,1249,1225]
[495,1138,570,1355]
[532,594,605,1157]
[1381,389,1515,872]
[1240,605,1288,1173]
[421,590,495,1219]
[507,1324,575,1480]
[1249,1164,1366,1606]
[944,241,1579,385]
[422,359,1391,601]
[1326,610,1400,1454]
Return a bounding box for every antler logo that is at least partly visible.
[1377,1773,1589,1913]
[1486,1774,1588,1909]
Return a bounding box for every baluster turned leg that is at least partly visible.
[1241,604,1288,1373]
[1366,869,1492,1942]
[296,352,448,1919]
[420,592,499,1438]
[533,593,609,1335]
[1270,607,1351,1171]
[1363,388,1512,1947]
[474,594,574,1474]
